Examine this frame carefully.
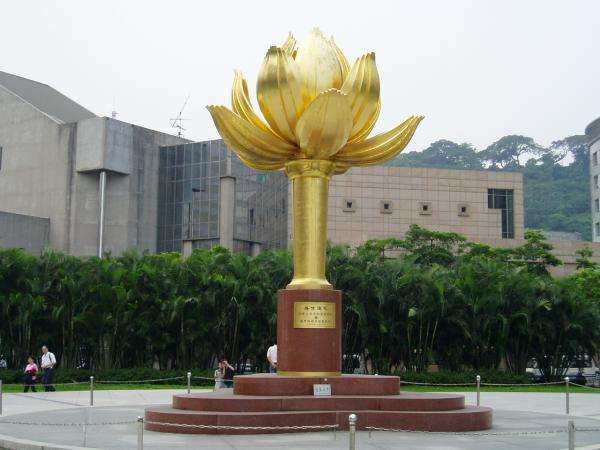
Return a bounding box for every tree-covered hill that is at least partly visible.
[388,135,591,240]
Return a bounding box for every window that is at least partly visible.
[0,146,2,171]
[596,222,600,237]
[596,199,599,213]
[596,175,599,190]
[594,152,598,166]
[419,202,432,215]
[458,204,469,217]
[488,189,514,238]
[380,200,392,214]
[343,199,356,212]
[249,208,255,225]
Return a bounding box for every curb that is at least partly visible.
[0,432,105,450]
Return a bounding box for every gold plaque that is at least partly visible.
[293,302,336,329]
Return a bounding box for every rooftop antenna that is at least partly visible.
[170,94,191,138]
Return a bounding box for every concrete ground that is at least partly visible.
[0,389,598,449]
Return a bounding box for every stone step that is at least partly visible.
[233,374,399,396]
[173,391,465,412]
[145,405,493,435]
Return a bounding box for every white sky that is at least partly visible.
[2,0,598,152]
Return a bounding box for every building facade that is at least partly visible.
[321,166,523,247]
[586,116,600,242]
[157,140,287,254]
[0,70,187,255]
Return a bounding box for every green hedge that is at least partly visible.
[1,368,532,385]
[0,368,214,385]
[396,369,531,384]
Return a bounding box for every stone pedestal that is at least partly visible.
[145,288,494,435]
[277,289,342,376]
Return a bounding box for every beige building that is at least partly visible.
[324,166,523,246]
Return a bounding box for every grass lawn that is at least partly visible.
[1,383,597,394]
[401,384,600,394]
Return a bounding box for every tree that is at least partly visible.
[575,247,598,270]
[390,140,483,170]
[483,135,544,169]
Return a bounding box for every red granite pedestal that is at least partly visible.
[145,289,493,434]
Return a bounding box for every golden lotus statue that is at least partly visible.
[208,29,423,290]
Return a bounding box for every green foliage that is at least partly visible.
[390,135,591,240]
[1,227,599,380]
[0,368,214,385]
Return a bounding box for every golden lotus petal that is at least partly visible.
[295,89,352,159]
[330,36,350,80]
[282,32,297,58]
[238,154,285,171]
[342,53,381,143]
[295,28,344,102]
[231,70,270,132]
[257,46,307,144]
[207,106,297,168]
[334,115,424,165]
[349,101,380,143]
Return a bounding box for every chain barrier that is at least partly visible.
[193,376,234,382]
[365,425,600,436]
[144,420,339,431]
[0,419,136,427]
[399,381,476,386]
[95,376,186,384]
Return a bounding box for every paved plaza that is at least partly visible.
[0,389,599,449]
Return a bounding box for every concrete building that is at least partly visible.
[586,116,600,242]
[0,210,49,253]
[0,70,187,255]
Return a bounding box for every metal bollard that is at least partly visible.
[137,416,144,450]
[187,372,191,394]
[348,413,357,450]
[0,379,3,415]
[565,377,570,415]
[568,419,575,450]
[90,376,94,407]
[476,375,481,406]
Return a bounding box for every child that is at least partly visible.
[24,356,38,392]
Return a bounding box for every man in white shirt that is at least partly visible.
[41,345,57,392]
[267,344,277,374]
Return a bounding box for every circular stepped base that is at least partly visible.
[145,403,492,435]
[172,391,465,412]
[145,375,492,435]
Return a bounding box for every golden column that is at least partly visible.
[208,28,423,290]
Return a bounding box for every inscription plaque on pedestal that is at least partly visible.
[293,302,336,329]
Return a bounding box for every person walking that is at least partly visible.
[24,356,38,392]
[40,345,57,392]
[267,344,277,373]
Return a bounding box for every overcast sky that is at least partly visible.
[2,0,598,152]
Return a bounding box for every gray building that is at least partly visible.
[0,210,49,253]
[0,70,187,255]
[586,116,600,242]
[157,140,287,255]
